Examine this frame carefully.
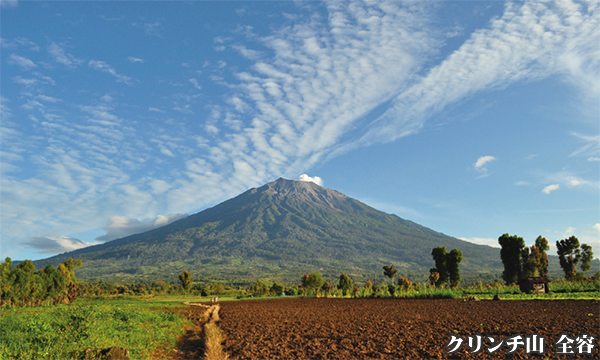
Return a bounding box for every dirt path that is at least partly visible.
[168,305,212,359]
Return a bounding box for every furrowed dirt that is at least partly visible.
[208,298,600,359]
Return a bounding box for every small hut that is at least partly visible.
[519,277,550,294]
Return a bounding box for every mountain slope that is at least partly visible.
[36,178,504,283]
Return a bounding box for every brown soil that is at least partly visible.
[209,298,599,360]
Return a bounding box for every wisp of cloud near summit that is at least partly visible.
[1,0,598,258]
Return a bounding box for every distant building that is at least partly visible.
[519,277,550,294]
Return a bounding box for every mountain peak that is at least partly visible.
[253,177,348,209]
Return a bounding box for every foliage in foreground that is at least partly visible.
[1,258,82,307]
[0,304,188,360]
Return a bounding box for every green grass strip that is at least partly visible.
[0,304,189,360]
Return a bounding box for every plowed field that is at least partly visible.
[212,298,599,359]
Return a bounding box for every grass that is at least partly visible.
[393,279,600,300]
[0,300,191,360]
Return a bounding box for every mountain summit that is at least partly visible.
[37,178,502,282]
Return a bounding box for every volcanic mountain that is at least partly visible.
[36,178,503,283]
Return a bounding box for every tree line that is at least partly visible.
[1,257,82,307]
[2,233,594,307]
[499,234,594,284]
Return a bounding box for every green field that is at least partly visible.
[0,297,193,360]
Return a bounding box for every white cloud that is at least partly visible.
[298,174,323,186]
[24,236,96,254]
[88,60,133,84]
[568,179,585,187]
[459,237,501,249]
[13,76,38,87]
[149,107,165,113]
[7,53,37,70]
[0,0,18,8]
[36,95,61,103]
[189,78,202,90]
[593,224,600,233]
[543,171,594,191]
[474,155,496,171]
[95,213,187,242]
[48,42,81,67]
[127,57,144,63]
[571,132,600,159]
[542,184,560,194]
[357,0,600,146]
[232,44,262,60]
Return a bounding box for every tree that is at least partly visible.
[447,249,463,288]
[271,282,285,296]
[301,273,310,288]
[397,277,412,290]
[178,270,193,292]
[1,258,82,307]
[580,244,594,271]
[211,282,226,295]
[251,280,270,296]
[338,273,354,294]
[520,247,540,279]
[431,247,448,286]
[556,236,594,279]
[428,269,440,286]
[382,264,398,286]
[535,236,550,277]
[498,234,525,284]
[303,272,324,294]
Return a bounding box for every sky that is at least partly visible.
[1,0,599,262]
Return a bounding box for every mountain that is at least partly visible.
[35,178,505,284]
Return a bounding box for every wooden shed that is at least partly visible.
[519,277,550,294]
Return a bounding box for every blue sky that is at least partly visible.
[1,0,598,262]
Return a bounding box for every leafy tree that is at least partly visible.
[338,273,354,294]
[211,282,226,295]
[178,270,193,292]
[397,277,412,290]
[431,247,448,286]
[447,249,463,288]
[556,236,594,279]
[498,234,525,284]
[304,272,325,294]
[580,244,594,272]
[535,236,550,277]
[428,269,440,286]
[321,281,332,292]
[520,247,540,279]
[1,258,82,307]
[429,247,462,288]
[251,280,270,296]
[382,264,397,286]
[301,273,310,288]
[271,282,285,296]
